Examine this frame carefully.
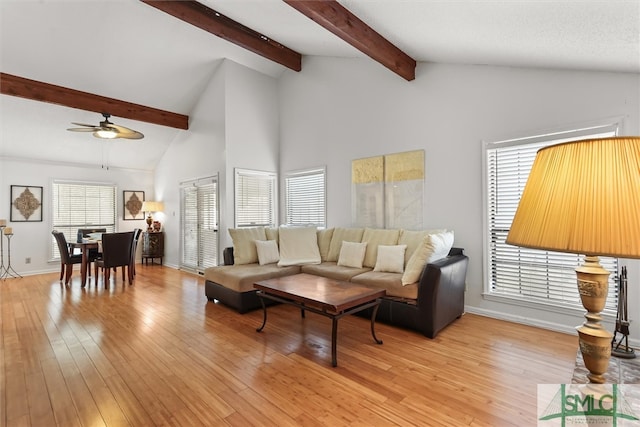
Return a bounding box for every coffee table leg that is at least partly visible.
[331,317,338,367]
[256,295,267,332]
[370,302,383,345]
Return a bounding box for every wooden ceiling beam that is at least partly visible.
[284,0,416,81]
[141,0,302,72]
[0,73,189,130]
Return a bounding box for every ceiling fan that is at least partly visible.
[67,113,144,140]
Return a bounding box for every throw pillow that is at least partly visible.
[255,239,280,265]
[374,245,407,273]
[228,227,266,265]
[428,230,455,262]
[277,226,321,266]
[361,228,400,268]
[398,228,446,267]
[401,230,454,285]
[337,241,368,268]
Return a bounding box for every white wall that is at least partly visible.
[222,60,280,250]
[154,60,227,268]
[155,59,279,265]
[0,158,153,275]
[278,56,640,341]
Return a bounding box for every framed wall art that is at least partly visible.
[384,150,424,230]
[351,149,424,230]
[123,190,145,220]
[10,185,43,222]
[351,155,385,228]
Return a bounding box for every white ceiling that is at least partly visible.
[1,0,639,170]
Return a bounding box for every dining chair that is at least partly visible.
[130,228,142,276]
[94,231,135,288]
[52,230,83,285]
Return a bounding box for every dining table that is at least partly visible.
[69,241,99,287]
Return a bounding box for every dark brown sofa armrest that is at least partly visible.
[223,247,234,265]
[416,247,469,338]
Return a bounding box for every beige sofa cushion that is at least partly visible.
[204,264,301,293]
[402,230,454,285]
[316,228,334,262]
[398,229,429,266]
[265,227,279,242]
[228,227,266,265]
[327,227,364,261]
[361,228,400,268]
[301,262,372,282]
[351,271,418,299]
[277,226,321,266]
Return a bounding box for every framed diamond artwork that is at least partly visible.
[10,185,43,222]
[123,190,145,220]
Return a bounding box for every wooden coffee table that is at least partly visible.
[254,273,385,367]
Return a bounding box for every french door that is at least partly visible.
[180,175,218,274]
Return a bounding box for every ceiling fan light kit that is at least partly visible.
[94,129,118,139]
[67,113,144,140]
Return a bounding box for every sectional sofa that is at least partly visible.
[204,226,469,338]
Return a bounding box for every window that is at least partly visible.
[180,176,218,273]
[284,167,326,228]
[234,168,277,228]
[51,180,116,259]
[484,123,620,312]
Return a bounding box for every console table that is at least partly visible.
[142,231,164,265]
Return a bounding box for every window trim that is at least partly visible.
[50,179,117,261]
[482,118,623,315]
[234,168,277,228]
[283,166,327,228]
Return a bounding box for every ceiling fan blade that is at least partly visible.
[67,127,99,132]
[71,122,99,128]
[119,131,145,140]
[108,124,144,139]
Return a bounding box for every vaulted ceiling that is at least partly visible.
[1,0,638,170]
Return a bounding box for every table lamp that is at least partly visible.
[506,136,640,384]
[141,201,164,231]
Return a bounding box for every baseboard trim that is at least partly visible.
[464,305,640,348]
[465,305,576,335]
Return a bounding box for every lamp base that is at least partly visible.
[575,256,612,384]
[146,214,153,232]
[577,325,613,384]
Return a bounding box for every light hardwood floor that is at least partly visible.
[1,265,577,426]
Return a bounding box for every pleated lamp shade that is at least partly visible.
[141,201,164,213]
[506,136,640,259]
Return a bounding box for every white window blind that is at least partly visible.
[485,124,619,312]
[181,176,218,272]
[234,168,277,228]
[284,167,326,227]
[51,181,116,259]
